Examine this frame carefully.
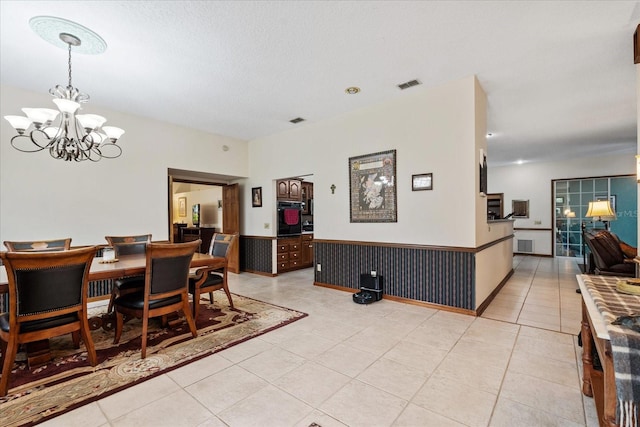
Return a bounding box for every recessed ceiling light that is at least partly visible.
[516,159,524,165]
[289,117,305,124]
[345,87,360,94]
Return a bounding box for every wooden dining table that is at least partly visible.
[0,251,226,366]
[0,251,226,292]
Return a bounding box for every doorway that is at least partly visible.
[167,169,242,273]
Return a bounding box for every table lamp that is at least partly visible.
[581,200,616,275]
[585,200,616,230]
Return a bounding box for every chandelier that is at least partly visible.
[3,16,124,162]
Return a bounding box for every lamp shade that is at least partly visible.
[586,200,615,220]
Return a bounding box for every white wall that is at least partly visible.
[1,85,248,246]
[489,153,634,255]
[244,76,485,247]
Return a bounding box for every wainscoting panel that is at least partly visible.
[314,241,475,309]
[240,236,273,274]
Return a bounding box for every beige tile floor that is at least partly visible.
[41,255,599,427]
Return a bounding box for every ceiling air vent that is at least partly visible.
[397,79,421,90]
[289,117,305,124]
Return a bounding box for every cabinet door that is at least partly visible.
[288,180,302,201]
[277,180,290,200]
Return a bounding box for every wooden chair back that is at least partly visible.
[105,234,151,257]
[207,233,237,259]
[0,246,98,396]
[146,240,199,299]
[3,238,71,252]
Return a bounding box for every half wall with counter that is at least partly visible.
[313,219,514,314]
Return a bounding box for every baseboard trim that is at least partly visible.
[241,269,276,277]
[475,268,514,316]
[314,281,476,316]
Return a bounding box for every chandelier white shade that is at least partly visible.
[3,16,124,162]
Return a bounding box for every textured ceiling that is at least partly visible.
[1,1,638,166]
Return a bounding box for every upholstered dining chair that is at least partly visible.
[189,233,237,322]
[3,238,71,252]
[104,234,152,313]
[112,240,200,359]
[0,246,98,396]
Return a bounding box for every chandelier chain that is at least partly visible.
[67,43,73,88]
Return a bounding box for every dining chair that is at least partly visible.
[104,234,152,313]
[3,238,71,252]
[0,246,98,396]
[189,233,237,322]
[112,240,200,359]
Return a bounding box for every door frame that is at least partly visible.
[167,171,241,273]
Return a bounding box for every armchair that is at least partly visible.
[105,234,152,313]
[583,229,636,277]
[189,233,236,323]
[0,246,98,396]
[112,240,199,359]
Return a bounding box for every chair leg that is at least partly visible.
[183,298,198,338]
[80,316,97,366]
[113,311,124,344]
[192,291,200,321]
[0,336,18,397]
[107,286,118,314]
[141,315,149,359]
[71,330,80,348]
[222,282,234,309]
[0,338,7,367]
[208,292,214,304]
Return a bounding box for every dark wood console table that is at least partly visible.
[177,227,216,253]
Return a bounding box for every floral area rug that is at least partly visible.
[0,292,307,426]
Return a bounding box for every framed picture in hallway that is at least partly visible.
[349,149,397,223]
[252,187,262,207]
[178,197,187,217]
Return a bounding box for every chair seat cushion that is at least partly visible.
[114,292,182,310]
[189,272,223,292]
[0,312,79,333]
[114,275,145,290]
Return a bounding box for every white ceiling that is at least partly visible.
[1,1,638,166]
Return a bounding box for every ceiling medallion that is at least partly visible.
[345,87,361,95]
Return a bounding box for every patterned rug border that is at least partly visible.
[1,293,308,427]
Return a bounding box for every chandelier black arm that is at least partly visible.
[9,132,51,153]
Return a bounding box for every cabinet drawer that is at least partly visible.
[302,234,313,241]
[290,259,300,268]
[277,253,289,261]
[277,244,289,253]
[290,243,300,251]
[278,261,290,271]
[290,251,300,260]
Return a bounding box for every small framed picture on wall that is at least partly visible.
[412,173,433,191]
[252,187,262,207]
